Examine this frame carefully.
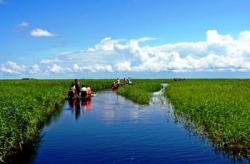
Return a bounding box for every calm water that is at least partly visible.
[31,87,249,164]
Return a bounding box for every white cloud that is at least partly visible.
[72,64,113,72]
[92,64,113,72]
[239,31,250,41]
[0,61,26,74]
[206,30,233,43]
[29,64,40,74]
[115,61,131,71]
[92,37,120,51]
[48,64,67,73]
[40,58,61,64]
[0,62,41,74]
[2,29,250,76]
[30,28,55,37]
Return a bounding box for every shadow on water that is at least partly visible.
[9,84,250,163]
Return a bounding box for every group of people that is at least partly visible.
[68,79,93,100]
[112,77,133,90]
[68,77,133,98]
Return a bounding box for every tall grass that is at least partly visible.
[165,79,250,150]
[118,79,166,104]
[0,79,113,161]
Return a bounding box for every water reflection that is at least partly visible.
[85,99,92,110]
[68,98,92,120]
[30,88,249,163]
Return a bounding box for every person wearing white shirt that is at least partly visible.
[80,85,87,99]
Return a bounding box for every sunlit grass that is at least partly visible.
[165,79,250,150]
[117,79,166,104]
[2,78,249,161]
[0,79,113,161]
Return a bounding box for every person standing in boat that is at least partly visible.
[117,78,120,87]
[74,79,81,96]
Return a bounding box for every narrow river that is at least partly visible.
[30,86,247,163]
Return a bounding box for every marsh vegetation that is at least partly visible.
[165,79,250,155]
[1,79,249,162]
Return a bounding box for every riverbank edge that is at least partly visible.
[2,80,113,163]
[2,98,65,163]
[117,87,151,105]
[164,80,250,157]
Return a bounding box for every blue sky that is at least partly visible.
[1,0,250,78]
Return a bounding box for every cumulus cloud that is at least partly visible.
[0,62,42,74]
[51,30,250,73]
[48,64,68,73]
[0,61,26,74]
[30,28,55,37]
[115,61,132,71]
[2,29,250,76]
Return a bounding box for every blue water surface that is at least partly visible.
[32,90,249,164]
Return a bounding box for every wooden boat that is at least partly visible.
[81,93,96,101]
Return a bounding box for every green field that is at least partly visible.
[0,79,113,161]
[1,79,250,161]
[117,79,166,104]
[165,79,250,150]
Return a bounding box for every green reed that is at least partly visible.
[0,79,113,161]
[165,79,250,150]
[117,79,166,104]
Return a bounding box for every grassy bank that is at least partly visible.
[165,79,250,150]
[118,79,166,104]
[0,79,113,162]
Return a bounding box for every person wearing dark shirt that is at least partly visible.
[74,79,81,96]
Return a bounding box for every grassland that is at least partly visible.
[1,79,250,161]
[117,79,166,104]
[0,79,113,162]
[165,79,250,151]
